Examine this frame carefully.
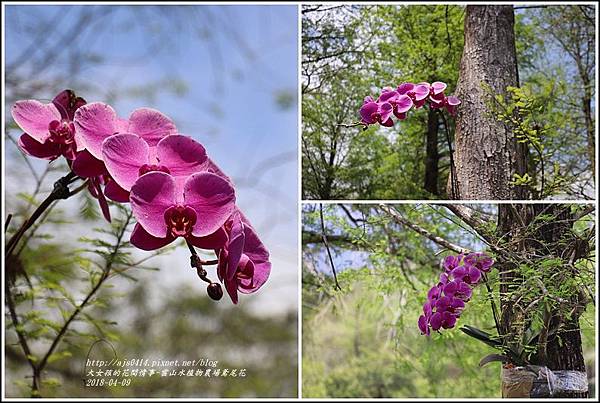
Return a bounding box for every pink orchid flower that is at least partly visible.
[129,171,235,251]
[102,134,208,195]
[377,88,412,120]
[74,102,178,161]
[397,82,430,109]
[359,96,394,126]
[444,96,461,116]
[12,90,85,161]
[216,211,271,304]
[12,90,119,222]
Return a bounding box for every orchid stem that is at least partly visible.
[185,240,218,265]
[337,121,368,130]
[186,240,219,285]
[438,110,459,199]
[5,214,13,232]
[5,171,80,257]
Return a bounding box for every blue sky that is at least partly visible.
[4,5,299,313]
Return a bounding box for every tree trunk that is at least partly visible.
[424,108,440,195]
[497,204,589,398]
[581,80,595,180]
[450,5,527,200]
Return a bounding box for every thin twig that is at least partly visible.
[36,211,133,379]
[4,280,39,395]
[319,204,341,291]
[379,204,468,254]
[336,121,368,129]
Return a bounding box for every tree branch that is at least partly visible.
[378,204,468,254]
[319,204,342,290]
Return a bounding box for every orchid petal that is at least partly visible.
[127,108,177,147]
[130,223,175,251]
[18,133,61,160]
[12,100,61,143]
[72,149,107,178]
[224,276,239,304]
[188,226,228,250]
[447,96,461,106]
[226,212,246,281]
[378,88,398,103]
[413,84,430,101]
[52,89,86,121]
[156,135,208,183]
[379,102,394,122]
[360,102,379,124]
[237,220,270,293]
[395,94,413,113]
[397,82,415,95]
[74,102,119,158]
[104,179,131,203]
[90,177,111,222]
[130,172,176,238]
[431,81,447,95]
[102,134,150,191]
[183,172,236,237]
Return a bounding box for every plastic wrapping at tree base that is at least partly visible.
[501,366,589,398]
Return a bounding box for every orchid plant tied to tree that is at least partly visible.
[9,89,271,304]
[418,252,494,336]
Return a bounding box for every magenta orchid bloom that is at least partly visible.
[360,81,460,127]
[397,82,430,109]
[445,96,461,116]
[443,253,463,272]
[74,102,177,161]
[464,252,494,272]
[429,311,457,331]
[435,296,465,316]
[129,171,235,251]
[430,94,462,116]
[430,81,447,96]
[12,88,271,303]
[443,280,473,301]
[102,134,208,196]
[418,252,494,336]
[377,88,412,120]
[216,211,271,304]
[359,97,394,127]
[450,265,482,285]
[418,314,430,336]
[12,90,86,161]
[12,90,118,222]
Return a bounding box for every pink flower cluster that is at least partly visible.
[418,252,494,336]
[11,90,270,304]
[360,81,461,126]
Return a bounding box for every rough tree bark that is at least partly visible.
[450,5,528,200]
[452,5,589,397]
[497,204,589,398]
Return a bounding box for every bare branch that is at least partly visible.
[378,204,468,254]
[319,204,342,290]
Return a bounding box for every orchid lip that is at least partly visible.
[164,205,197,238]
[48,120,75,145]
